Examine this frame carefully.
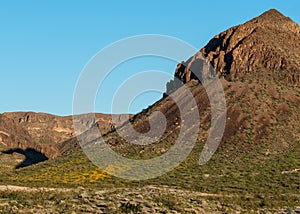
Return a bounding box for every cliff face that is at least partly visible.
[3,112,75,146]
[0,112,128,159]
[167,9,300,94]
[0,114,59,158]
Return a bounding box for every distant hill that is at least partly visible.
[0,111,128,167]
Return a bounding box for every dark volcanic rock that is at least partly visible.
[167,9,300,94]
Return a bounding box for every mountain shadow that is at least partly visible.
[2,148,48,168]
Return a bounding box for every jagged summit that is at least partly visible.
[258,9,286,20]
[248,9,299,33]
[255,9,296,25]
[167,9,300,94]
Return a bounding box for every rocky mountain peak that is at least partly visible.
[166,9,300,94]
[249,9,299,34]
[258,9,286,20]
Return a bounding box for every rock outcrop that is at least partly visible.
[167,9,300,94]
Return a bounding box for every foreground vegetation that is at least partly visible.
[0,138,299,213]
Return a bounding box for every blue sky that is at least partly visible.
[0,1,299,115]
